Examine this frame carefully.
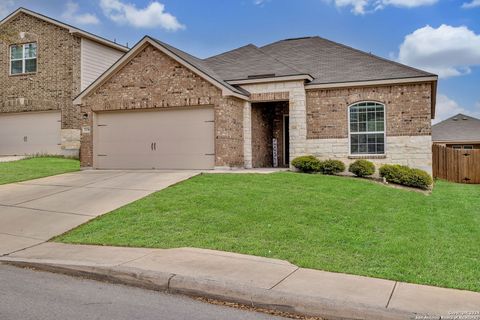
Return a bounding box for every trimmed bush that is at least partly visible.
[349,160,375,177]
[319,159,345,175]
[291,155,322,173]
[379,164,432,189]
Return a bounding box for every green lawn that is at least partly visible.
[57,173,480,292]
[0,157,80,185]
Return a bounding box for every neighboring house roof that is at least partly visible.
[432,114,480,143]
[74,36,248,104]
[204,44,311,81]
[204,36,435,85]
[0,7,128,52]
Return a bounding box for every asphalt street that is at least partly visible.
[0,264,284,320]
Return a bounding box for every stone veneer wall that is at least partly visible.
[240,81,306,168]
[79,43,244,168]
[306,136,432,174]
[0,12,82,155]
[305,83,433,173]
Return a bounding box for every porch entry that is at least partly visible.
[251,101,290,168]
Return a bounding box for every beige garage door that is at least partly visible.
[95,107,215,169]
[0,111,62,156]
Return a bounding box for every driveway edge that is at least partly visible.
[1,260,411,320]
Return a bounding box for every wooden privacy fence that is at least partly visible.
[432,144,480,184]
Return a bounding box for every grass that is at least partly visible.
[0,157,80,184]
[57,172,480,292]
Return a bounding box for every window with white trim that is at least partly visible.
[349,102,385,155]
[10,43,37,75]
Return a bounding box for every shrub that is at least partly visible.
[379,164,432,189]
[291,155,322,173]
[349,160,375,177]
[319,159,345,175]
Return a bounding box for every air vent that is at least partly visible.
[247,74,276,79]
[283,36,313,41]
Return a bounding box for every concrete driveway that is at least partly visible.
[0,170,199,256]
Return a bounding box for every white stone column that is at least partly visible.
[243,101,253,168]
[287,84,307,166]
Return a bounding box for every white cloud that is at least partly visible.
[326,0,436,14]
[462,0,480,8]
[0,0,14,18]
[397,24,480,78]
[100,0,185,30]
[434,94,467,124]
[434,95,480,124]
[62,1,100,25]
[253,0,270,5]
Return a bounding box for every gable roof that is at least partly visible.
[204,44,312,82]
[259,36,435,85]
[0,7,128,52]
[149,38,248,96]
[74,36,248,104]
[432,113,480,143]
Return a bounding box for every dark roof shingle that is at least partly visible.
[432,113,480,142]
[204,44,306,81]
[259,36,434,84]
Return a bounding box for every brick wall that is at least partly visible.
[80,43,244,168]
[0,12,81,129]
[251,101,288,168]
[251,104,273,167]
[306,83,432,139]
[304,83,433,173]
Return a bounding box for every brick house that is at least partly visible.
[75,36,437,173]
[432,114,480,149]
[0,8,127,157]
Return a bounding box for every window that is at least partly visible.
[10,43,37,75]
[463,145,473,150]
[349,102,385,155]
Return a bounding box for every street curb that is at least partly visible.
[1,260,413,320]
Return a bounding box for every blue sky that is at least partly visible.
[1,0,480,122]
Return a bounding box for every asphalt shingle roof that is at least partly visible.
[203,44,306,81]
[432,113,480,142]
[203,36,435,84]
[259,37,434,84]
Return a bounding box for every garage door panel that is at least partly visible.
[0,112,61,156]
[95,107,215,169]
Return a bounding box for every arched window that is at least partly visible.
[349,102,385,155]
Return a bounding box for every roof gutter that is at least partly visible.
[227,74,313,85]
[304,76,438,89]
[433,140,480,144]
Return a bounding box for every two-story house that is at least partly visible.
[0,8,127,157]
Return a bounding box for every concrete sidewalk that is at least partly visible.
[2,243,479,320]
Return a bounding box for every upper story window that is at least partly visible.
[10,42,37,75]
[349,102,385,155]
